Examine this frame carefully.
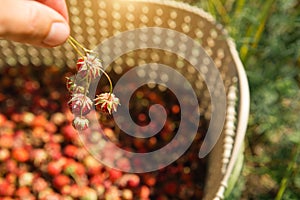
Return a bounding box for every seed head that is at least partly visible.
[94,93,120,114]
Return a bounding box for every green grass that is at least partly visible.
[181,0,300,199]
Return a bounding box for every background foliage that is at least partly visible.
[181,0,300,199]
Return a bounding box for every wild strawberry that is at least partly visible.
[32,114,47,127]
[18,172,34,186]
[143,174,156,187]
[122,189,133,200]
[127,174,140,187]
[32,177,48,193]
[15,186,30,197]
[90,174,105,185]
[140,185,150,199]
[0,114,7,124]
[105,186,121,200]
[6,173,17,184]
[80,186,98,200]
[5,159,17,173]
[0,149,10,161]
[47,161,63,176]
[74,162,86,176]
[12,147,30,162]
[69,184,81,198]
[83,155,102,175]
[94,93,120,114]
[61,185,72,196]
[109,169,123,182]
[72,116,89,130]
[68,93,93,116]
[61,124,77,140]
[45,142,62,160]
[0,133,14,148]
[63,145,78,158]
[64,160,86,177]
[0,180,15,196]
[53,174,71,189]
[31,148,48,166]
[117,174,140,188]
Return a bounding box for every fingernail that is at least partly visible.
[43,22,69,46]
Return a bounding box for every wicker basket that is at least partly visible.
[0,0,249,199]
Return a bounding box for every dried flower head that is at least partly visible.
[66,76,85,94]
[94,93,120,114]
[68,93,93,116]
[72,116,89,131]
[77,54,103,79]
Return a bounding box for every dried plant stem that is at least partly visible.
[98,67,113,94]
[67,37,85,58]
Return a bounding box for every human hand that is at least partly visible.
[0,0,70,47]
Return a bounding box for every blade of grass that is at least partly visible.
[275,144,300,200]
[207,0,217,18]
[211,0,231,25]
[233,0,246,20]
[251,0,275,49]
[239,0,276,62]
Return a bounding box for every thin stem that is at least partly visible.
[68,36,91,53]
[275,145,300,200]
[98,67,113,94]
[67,38,85,58]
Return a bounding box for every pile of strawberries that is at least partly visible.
[0,65,207,199]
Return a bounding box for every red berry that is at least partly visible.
[5,173,17,184]
[5,159,17,173]
[45,142,62,160]
[64,160,86,177]
[0,180,15,196]
[53,174,71,189]
[12,147,30,162]
[127,174,140,187]
[63,145,78,158]
[15,186,30,197]
[47,161,62,176]
[62,124,77,140]
[143,174,156,187]
[109,169,123,181]
[32,177,48,192]
[0,149,10,161]
[90,174,105,185]
[140,185,150,199]
[83,156,102,176]
[80,186,98,200]
[75,162,86,176]
[0,134,14,148]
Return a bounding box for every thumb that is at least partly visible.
[0,0,70,47]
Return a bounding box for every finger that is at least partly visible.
[35,0,69,22]
[0,0,70,47]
